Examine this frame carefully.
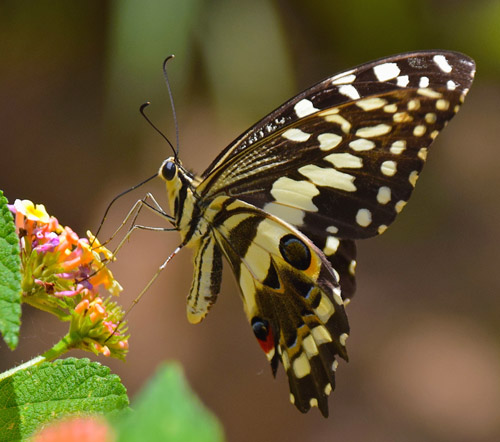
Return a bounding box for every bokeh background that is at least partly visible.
[2,1,500,441]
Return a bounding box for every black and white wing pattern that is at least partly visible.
[161,50,475,417]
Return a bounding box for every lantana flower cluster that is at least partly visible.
[9,199,128,359]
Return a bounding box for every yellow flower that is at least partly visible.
[14,199,50,223]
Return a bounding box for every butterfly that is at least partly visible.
[157,51,475,417]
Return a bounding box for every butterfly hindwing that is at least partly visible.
[203,196,349,416]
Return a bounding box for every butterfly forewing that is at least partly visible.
[160,50,475,416]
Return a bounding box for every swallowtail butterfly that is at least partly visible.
[158,51,475,416]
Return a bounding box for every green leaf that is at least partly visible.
[0,357,129,441]
[116,362,224,442]
[0,191,21,350]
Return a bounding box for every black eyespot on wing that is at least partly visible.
[161,160,177,181]
[279,234,311,270]
[251,317,270,341]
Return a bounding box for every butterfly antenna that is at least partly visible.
[162,55,180,158]
[139,102,177,157]
[92,173,158,246]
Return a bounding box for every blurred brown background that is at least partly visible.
[2,1,500,441]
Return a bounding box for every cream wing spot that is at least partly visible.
[317,133,342,151]
[378,224,388,234]
[326,225,338,234]
[292,353,311,379]
[263,202,305,226]
[270,177,319,212]
[339,333,348,347]
[294,99,319,118]
[324,383,332,395]
[302,334,319,358]
[315,295,335,322]
[348,260,356,276]
[409,170,419,187]
[323,236,340,255]
[322,114,352,133]
[425,112,437,124]
[390,140,406,154]
[418,147,428,160]
[413,125,426,137]
[332,360,339,372]
[349,138,375,151]
[383,103,398,113]
[325,152,363,169]
[381,160,397,176]
[355,97,387,111]
[311,325,332,345]
[309,398,319,408]
[356,208,372,227]
[373,62,400,81]
[377,186,391,204]
[290,393,295,404]
[395,200,407,213]
[299,164,356,192]
[418,88,442,99]
[282,128,311,142]
[436,99,450,111]
[356,124,391,138]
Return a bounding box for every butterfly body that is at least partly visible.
[158,51,475,417]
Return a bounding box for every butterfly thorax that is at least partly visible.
[159,157,208,246]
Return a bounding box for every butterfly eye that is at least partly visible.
[161,160,177,181]
[279,234,311,270]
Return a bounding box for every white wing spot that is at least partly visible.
[356,208,372,227]
[339,84,360,100]
[324,236,340,255]
[436,99,450,111]
[447,80,457,90]
[395,200,407,213]
[419,76,430,88]
[390,140,406,154]
[317,133,342,151]
[396,75,409,87]
[377,186,391,205]
[299,164,357,192]
[294,99,319,118]
[325,152,363,169]
[356,124,391,138]
[418,147,428,160]
[381,160,397,176]
[282,128,311,142]
[409,170,419,187]
[413,125,426,137]
[356,97,387,111]
[433,54,452,73]
[331,73,356,85]
[332,360,339,372]
[349,138,376,151]
[373,62,400,81]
